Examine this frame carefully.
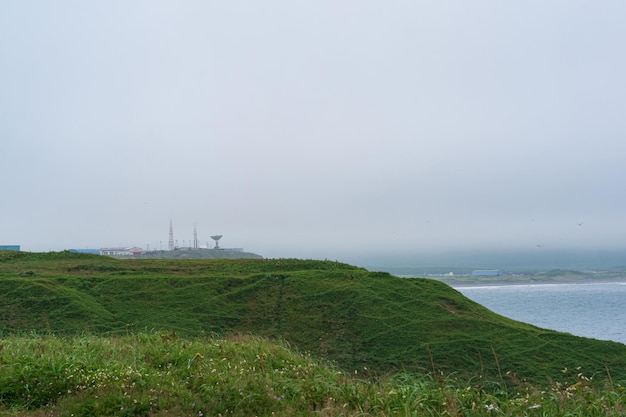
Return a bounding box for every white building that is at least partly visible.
[99,247,143,256]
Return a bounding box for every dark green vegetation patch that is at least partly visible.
[1,251,626,388]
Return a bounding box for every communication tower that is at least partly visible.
[168,219,175,250]
[210,235,223,249]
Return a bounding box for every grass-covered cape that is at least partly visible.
[1,251,626,415]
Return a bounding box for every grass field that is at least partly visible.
[0,332,624,416]
[1,251,626,415]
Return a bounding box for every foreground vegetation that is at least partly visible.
[1,332,625,417]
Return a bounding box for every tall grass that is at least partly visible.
[0,333,624,417]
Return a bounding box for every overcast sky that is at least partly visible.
[2,1,625,262]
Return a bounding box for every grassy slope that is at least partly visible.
[1,251,625,387]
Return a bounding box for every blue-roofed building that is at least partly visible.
[0,245,20,251]
[471,270,501,277]
[69,249,101,255]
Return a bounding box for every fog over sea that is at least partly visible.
[455,282,626,345]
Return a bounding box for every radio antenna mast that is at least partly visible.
[168,219,175,250]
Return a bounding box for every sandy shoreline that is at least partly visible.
[441,276,626,288]
[438,278,626,288]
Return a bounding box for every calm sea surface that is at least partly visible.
[455,282,626,345]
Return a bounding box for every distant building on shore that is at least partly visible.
[99,247,144,256]
[471,270,501,277]
[69,249,101,255]
[0,245,20,251]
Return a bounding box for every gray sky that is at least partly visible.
[2,1,626,261]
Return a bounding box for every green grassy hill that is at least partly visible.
[1,251,625,388]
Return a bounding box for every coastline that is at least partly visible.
[440,276,626,288]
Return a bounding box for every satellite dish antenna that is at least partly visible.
[210,235,223,249]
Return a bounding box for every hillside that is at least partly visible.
[1,250,626,387]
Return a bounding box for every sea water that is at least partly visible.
[455,282,626,345]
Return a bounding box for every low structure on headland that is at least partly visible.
[471,270,501,277]
[92,246,262,260]
[99,247,144,256]
[134,248,262,260]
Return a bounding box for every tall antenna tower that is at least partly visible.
[168,219,175,250]
[193,223,198,249]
